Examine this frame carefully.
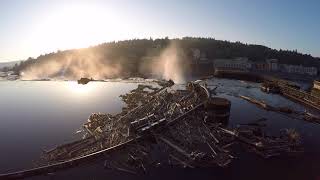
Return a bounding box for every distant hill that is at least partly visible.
[11,37,320,79]
[0,60,21,69]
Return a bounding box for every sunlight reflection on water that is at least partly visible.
[65,81,98,95]
[0,80,138,172]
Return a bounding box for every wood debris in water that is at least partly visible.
[39,79,302,173]
[239,95,320,124]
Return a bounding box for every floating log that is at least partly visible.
[303,111,320,123]
[158,136,191,158]
[0,138,141,180]
[239,95,273,111]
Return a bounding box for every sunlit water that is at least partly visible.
[0,81,137,172]
[0,79,320,179]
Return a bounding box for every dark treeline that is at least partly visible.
[11,37,320,75]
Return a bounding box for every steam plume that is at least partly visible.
[21,50,122,80]
[147,42,188,83]
[21,41,189,82]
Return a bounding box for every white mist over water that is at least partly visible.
[148,43,188,84]
[21,50,122,80]
[20,42,189,83]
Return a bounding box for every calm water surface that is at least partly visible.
[1,79,320,180]
[0,81,137,172]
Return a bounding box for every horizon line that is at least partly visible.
[1,36,319,63]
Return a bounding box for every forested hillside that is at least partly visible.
[11,37,320,79]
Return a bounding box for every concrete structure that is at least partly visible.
[266,59,279,71]
[252,59,278,72]
[214,57,251,71]
[251,58,317,76]
[254,62,270,71]
[190,50,317,76]
[281,64,317,76]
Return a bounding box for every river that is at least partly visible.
[0,79,319,180]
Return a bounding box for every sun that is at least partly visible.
[31,3,125,52]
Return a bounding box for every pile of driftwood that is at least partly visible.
[37,80,302,174]
[0,79,305,179]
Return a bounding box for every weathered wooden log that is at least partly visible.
[205,97,231,123]
[42,136,95,157]
[166,102,205,127]
[130,114,155,129]
[158,136,190,158]
[239,95,273,110]
[0,137,141,180]
[137,118,166,134]
[169,154,194,168]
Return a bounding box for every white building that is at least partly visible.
[282,64,317,76]
[266,59,279,71]
[214,57,251,71]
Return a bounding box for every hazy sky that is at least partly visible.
[0,0,319,62]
